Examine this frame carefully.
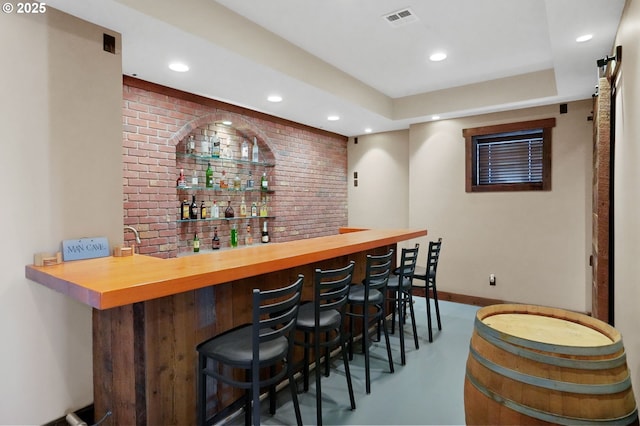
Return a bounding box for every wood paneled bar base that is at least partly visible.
[26,228,426,425]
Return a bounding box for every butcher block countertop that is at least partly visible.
[25,228,426,310]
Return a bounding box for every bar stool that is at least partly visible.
[196,275,304,426]
[388,244,420,365]
[412,238,443,342]
[295,261,356,426]
[347,249,395,394]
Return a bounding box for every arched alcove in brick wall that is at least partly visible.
[174,114,276,255]
[122,79,348,258]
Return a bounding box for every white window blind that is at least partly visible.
[475,131,543,185]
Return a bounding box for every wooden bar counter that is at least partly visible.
[26,228,426,425]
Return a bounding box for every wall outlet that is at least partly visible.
[489,274,496,286]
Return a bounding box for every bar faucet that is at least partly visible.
[124,226,141,252]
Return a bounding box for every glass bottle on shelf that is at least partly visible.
[246,171,254,189]
[259,199,268,217]
[180,199,190,221]
[245,224,253,245]
[177,169,186,188]
[191,170,198,187]
[212,200,219,218]
[224,200,234,218]
[241,139,249,160]
[261,172,268,192]
[212,227,220,249]
[261,221,269,243]
[221,138,233,159]
[252,137,259,163]
[200,130,209,157]
[230,224,238,248]
[187,135,195,154]
[193,233,200,253]
[220,170,227,189]
[239,197,247,217]
[200,201,207,219]
[233,173,241,190]
[206,162,213,188]
[190,195,198,220]
[251,201,257,217]
[211,131,220,158]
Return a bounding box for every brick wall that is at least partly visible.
[122,78,348,258]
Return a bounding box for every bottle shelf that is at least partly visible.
[177,153,275,167]
[177,185,275,194]
[177,216,275,224]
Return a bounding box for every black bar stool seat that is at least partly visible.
[197,275,304,426]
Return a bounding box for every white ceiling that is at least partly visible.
[46,0,625,137]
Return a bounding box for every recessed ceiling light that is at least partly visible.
[327,115,340,121]
[267,95,283,103]
[431,115,440,120]
[576,34,593,43]
[168,62,189,72]
[364,128,372,133]
[222,120,232,126]
[429,52,447,62]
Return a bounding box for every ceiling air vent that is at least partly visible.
[383,8,418,27]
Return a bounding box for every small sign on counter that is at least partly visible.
[62,237,110,261]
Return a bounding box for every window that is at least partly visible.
[463,118,555,192]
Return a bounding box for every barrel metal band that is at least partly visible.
[466,370,639,426]
[478,326,628,370]
[469,344,633,394]
[475,316,623,356]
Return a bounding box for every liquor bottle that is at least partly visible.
[246,171,254,189]
[187,135,195,154]
[211,131,220,158]
[252,137,259,163]
[212,227,220,249]
[177,169,186,188]
[241,139,249,160]
[193,233,200,253]
[220,170,227,189]
[206,162,213,188]
[222,138,233,159]
[224,200,234,218]
[233,174,241,190]
[261,172,268,192]
[260,199,268,217]
[200,130,209,157]
[251,202,257,217]
[190,195,198,219]
[212,200,219,218]
[230,224,238,248]
[261,221,269,243]
[191,170,198,187]
[245,224,253,245]
[181,199,190,221]
[200,201,207,219]
[239,197,247,217]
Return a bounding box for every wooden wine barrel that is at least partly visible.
[464,304,638,425]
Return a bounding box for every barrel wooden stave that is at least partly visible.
[464,304,638,425]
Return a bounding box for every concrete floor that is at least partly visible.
[223,298,480,425]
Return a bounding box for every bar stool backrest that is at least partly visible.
[252,275,304,358]
[426,238,443,279]
[365,249,394,296]
[314,261,356,321]
[398,244,420,286]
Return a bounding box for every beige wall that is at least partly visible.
[0,9,122,424]
[612,0,640,407]
[349,102,593,312]
[348,130,410,229]
[408,101,593,312]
